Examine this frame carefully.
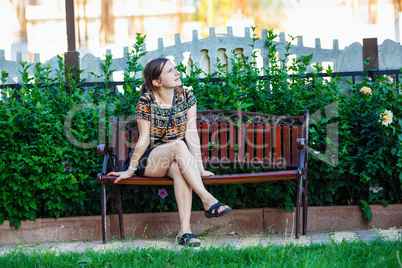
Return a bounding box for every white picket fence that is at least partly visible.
[1,27,402,84]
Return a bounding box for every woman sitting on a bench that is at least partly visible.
[107,57,232,247]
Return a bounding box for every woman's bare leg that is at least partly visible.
[167,161,200,243]
[144,140,228,214]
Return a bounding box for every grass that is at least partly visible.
[0,238,400,268]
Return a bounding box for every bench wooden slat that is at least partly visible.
[284,125,290,165]
[292,126,299,165]
[202,122,209,162]
[238,122,245,162]
[118,131,129,171]
[112,118,118,156]
[202,170,299,184]
[220,122,228,161]
[247,123,254,161]
[256,123,263,162]
[264,124,272,163]
[99,169,299,186]
[229,122,235,161]
[274,124,281,162]
[211,122,218,160]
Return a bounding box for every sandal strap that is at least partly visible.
[178,233,199,245]
[208,202,224,214]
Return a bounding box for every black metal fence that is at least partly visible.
[1,69,401,92]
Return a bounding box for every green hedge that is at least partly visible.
[0,31,401,228]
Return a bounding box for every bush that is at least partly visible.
[0,59,99,228]
[0,30,401,228]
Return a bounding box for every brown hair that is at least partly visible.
[140,58,169,95]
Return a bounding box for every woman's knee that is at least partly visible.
[172,140,191,157]
[167,161,181,178]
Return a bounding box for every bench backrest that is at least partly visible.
[111,110,309,172]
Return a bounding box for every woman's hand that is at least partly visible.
[107,170,134,183]
[200,170,214,177]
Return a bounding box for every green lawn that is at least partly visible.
[0,238,401,267]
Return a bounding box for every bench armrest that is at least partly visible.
[97,144,107,155]
[97,144,115,175]
[296,138,305,150]
[296,138,308,175]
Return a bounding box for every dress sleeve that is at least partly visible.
[135,92,152,121]
[185,87,197,108]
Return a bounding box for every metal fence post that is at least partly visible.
[64,0,80,91]
[363,38,379,81]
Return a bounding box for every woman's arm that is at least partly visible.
[185,105,214,177]
[107,118,151,183]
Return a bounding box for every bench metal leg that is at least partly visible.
[303,173,308,235]
[114,185,125,240]
[295,175,303,239]
[101,181,107,244]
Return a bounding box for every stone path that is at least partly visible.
[0,228,400,255]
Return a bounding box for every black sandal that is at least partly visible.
[177,233,201,247]
[205,202,232,218]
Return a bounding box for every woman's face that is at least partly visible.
[156,60,182,90]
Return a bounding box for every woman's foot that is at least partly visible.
[204,196,230,214]
[200,170,215,177]
[177,233,201,247]
[204,202,232,218]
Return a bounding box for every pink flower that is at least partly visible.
[359,86,372,95]
[158,188,168,199]
[62,161,73,172]
[64,167,73,172]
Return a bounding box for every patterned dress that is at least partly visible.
[135,87,197,148]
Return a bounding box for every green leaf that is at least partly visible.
[359,200,372,222]
[9,218,22,229]
[125,84,132,94]
[376,200,389,207]
[228,79,237,90]
[363,205,372,222]
[359,200,368,207]
[29,200,37,209]
[70,129,79,135]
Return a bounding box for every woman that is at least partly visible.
[107,58,232,247]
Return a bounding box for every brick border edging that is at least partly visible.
[1,205,401,245]
[263,205,402,234]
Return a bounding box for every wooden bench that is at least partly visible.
[97,110,309,243]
